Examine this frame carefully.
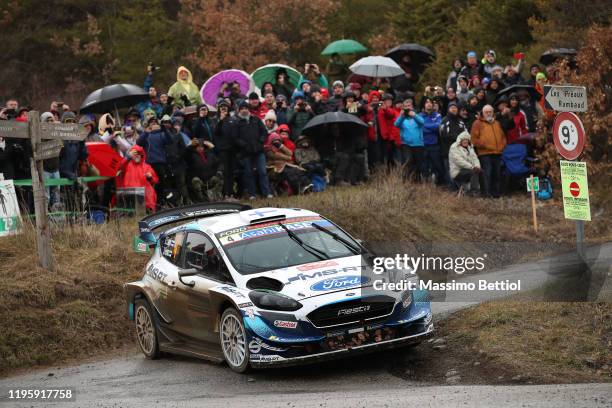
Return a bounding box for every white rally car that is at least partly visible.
[125,203,433,372]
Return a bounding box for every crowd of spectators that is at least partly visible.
[0,49,558,214]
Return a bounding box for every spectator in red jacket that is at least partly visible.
[117,145,159,212]
[506,93,529,144]
[247,92,269,120]
[377,93,401,168]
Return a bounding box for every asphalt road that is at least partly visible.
[0,244,609,408]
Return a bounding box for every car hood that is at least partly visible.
[239,255,378,301]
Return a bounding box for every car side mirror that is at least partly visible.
[178,268,198,287]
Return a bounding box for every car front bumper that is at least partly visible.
[249,322,434,368]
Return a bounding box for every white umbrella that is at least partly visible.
[349,56,404,78]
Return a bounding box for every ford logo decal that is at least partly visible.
[310,275,368,292]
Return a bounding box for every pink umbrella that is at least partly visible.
[200,69,255,106]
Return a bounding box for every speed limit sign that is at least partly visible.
[553,112,585,160]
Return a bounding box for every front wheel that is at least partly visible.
[220,308,249,372]
[134,299,160,359]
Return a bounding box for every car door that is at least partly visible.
[174,231,235,344]
[152,231,194,336]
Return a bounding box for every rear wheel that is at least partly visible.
[220,308,249,372]
[135,299,160,359]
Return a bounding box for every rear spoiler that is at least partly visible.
[138,202,252,245]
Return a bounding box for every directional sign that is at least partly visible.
[0,121,29,139]
[34,139,64,160]
[544,85,587,112]
[0,180,22,237]
[41,123,87,141]
[560,161,590,221]
[553,112,585,160]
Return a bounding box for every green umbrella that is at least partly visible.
[321,39,368,56]
[250,64,301,89]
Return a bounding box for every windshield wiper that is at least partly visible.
[311,222,361,255]
[279,222,329,261]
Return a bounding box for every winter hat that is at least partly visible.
[342,91,355,100]
[456,130,471,142]
[491,65,503,73]
[457,75,468,84]
[275,94,287,103]
[160,114,172,123]
[467,51,477,58]
[332,80,344,88]
[486,49,496,58]
[494,95,509,108]
[61,111,76,123]
[238,100,249,109]
[320,88,329,99]
[40,112,54,122]
[292,91,305,102]
[300,80,312,88]
[482,77,491,86]
[310,85,321,94]
[248,92,259,100]
[382,93,393,101]
[264,109,277,122]
[79,114,96,126]
[536,72,547,81]
[349,82,362,90]
[447,101,458,108]
[277,124,290,135]
[148,116,159,125]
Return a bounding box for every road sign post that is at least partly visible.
[528,175,538,232]
[0,111,87,270]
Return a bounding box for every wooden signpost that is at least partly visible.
[0,111,87,270]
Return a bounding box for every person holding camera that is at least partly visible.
[287,92,314,142]
[394,98,425,183]
[297,62,329,90]
[214,101,239,199]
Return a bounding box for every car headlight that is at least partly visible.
[401,289,412,308]
[249,290,303,311]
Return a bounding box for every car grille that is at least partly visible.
[307,295,396,328]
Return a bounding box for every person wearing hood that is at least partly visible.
[479,50,498,78]
[377,93,401,168]
[58,111,88,181]
[470,104,507,198]
[184,138,220,202]
[439,101,467,185]
[168,66,202,108]
[449,131,481,193]
[264,132,311,195]
[97,113,116,143]
[191,104,216,143]
[233,101,273,199]
[274,69,295,100]
[485,77,504,106]
[117,145,159,212]
[287,92,314,141]
[446,58,464,90]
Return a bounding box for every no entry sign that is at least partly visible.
[560,161,590,221]
[553,112,585,160]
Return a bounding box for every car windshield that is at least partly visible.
[216,217,361,275]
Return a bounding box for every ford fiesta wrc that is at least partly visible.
[125,203,433,372]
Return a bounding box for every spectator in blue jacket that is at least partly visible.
[394,98,425,182]
[420,97,445,185]
[137,65,164,117]
[137,116,172,202]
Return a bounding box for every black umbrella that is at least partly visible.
[497,84,540,101]
[79,83,149,119]
[539,48,577,66]
[302,111,368,134]
[385,43,435,68]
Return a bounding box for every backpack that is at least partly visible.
[537,177,553,200]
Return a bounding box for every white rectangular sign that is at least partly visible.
[544,85,587,112]
[0,180,22,236]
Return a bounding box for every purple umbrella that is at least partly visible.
[200,69,255,106]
